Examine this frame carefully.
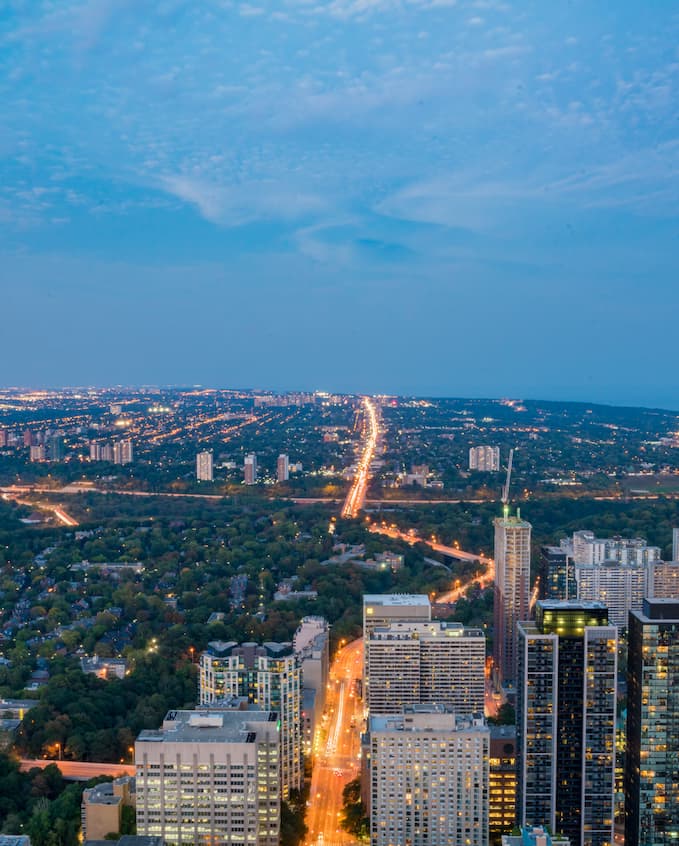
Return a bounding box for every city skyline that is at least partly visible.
[2,3,678,406]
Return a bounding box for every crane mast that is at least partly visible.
[501,448,515,518]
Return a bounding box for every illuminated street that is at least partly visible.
[305,639,363,846]
[342,398,379,519]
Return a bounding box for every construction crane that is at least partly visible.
[501,448,515,518]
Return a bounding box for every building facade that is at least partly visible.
[198,641,302,796]
[196,450,214,481]
[365,620,485,715]
[494,512,531,687]
[135,709,279,846]
[517,601,617,846]
[625,599,679,846]
[244,454,257,485]
[276,454,289,482]
[574,560,647,629]
[539,545,576,601]
[469,445,501,471]
[490,726,517,845]
[367,706,489,846]
[647,560,679,599]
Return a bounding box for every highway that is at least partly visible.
[341,398,379,519]
[367,521,494,602]
[1,490,79,526]
[20,759,134,780]
[305,639,363,846]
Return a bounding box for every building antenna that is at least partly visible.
[501,448,515,519]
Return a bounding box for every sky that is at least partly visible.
[1,1,678,407]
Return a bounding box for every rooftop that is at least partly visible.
[363,594,430,607]
[137,709,278,745]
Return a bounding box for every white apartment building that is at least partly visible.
[198,641,302,797]
[574,560,647,629]
[363,594,431,702]
[365,621,485,715]
[135,709,280,846]
[244,454,257,485]
[367,706,489,846]
[566,530,661,566]
[196,450,214,482]
[113,439,133,465]
[469,445,501,472]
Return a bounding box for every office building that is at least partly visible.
[490,726,517,845]
[277,454,289,482]
[539,545,576,601]
[517,601,617,846]
[566,531,661,566]
[469,445,501,472]
[244,453,257,485]
[365,620,485,714]
[196,450,213,482]
[625,599,679,846]
[113,439,133,465]
[494,512,531,687]
[81,776,135,841]
[198,641,302,796]
[367,706,489,846]
[574,560,647,629]
[135,709,279,846]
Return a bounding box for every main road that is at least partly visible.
[341,398,380,519]
[305,639,363,846]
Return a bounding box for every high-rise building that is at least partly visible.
[363,594,431,700]
[277,454,289,482]
[566,531,661,566]
[574,560,647,629]
[101,443,114,462]
[0,430,6,448]
[672,528,679,562]
[367,706,489,846]
[135,709,279,846]
[244,453,257,485]
[469,445,501,471]
[89,441,102,461]
[293,616,329,748]
[490,726,518,845]
[625,599,679,846]
[363,593,431,638]
[30,444,46,462]
[517,601,617,846]
[198,641,302,797]
[196,450,214,482]
[648,560,679,599]
[113,439,133,465]
[48,435,65,461]
[494,512,531,687]
[364,620,485,714]
[23,429,34,447]
[539,545,576,601]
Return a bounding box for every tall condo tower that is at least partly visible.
[625,599,679,846]
[196,450,213,482]
[493,511,531,686]
[517,601,617,846]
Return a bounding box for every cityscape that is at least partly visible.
[0,389,677,845]
[2,0,678,844]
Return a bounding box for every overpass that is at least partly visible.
[20,759,134,781]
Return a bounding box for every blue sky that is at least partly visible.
[1,1,678,406]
